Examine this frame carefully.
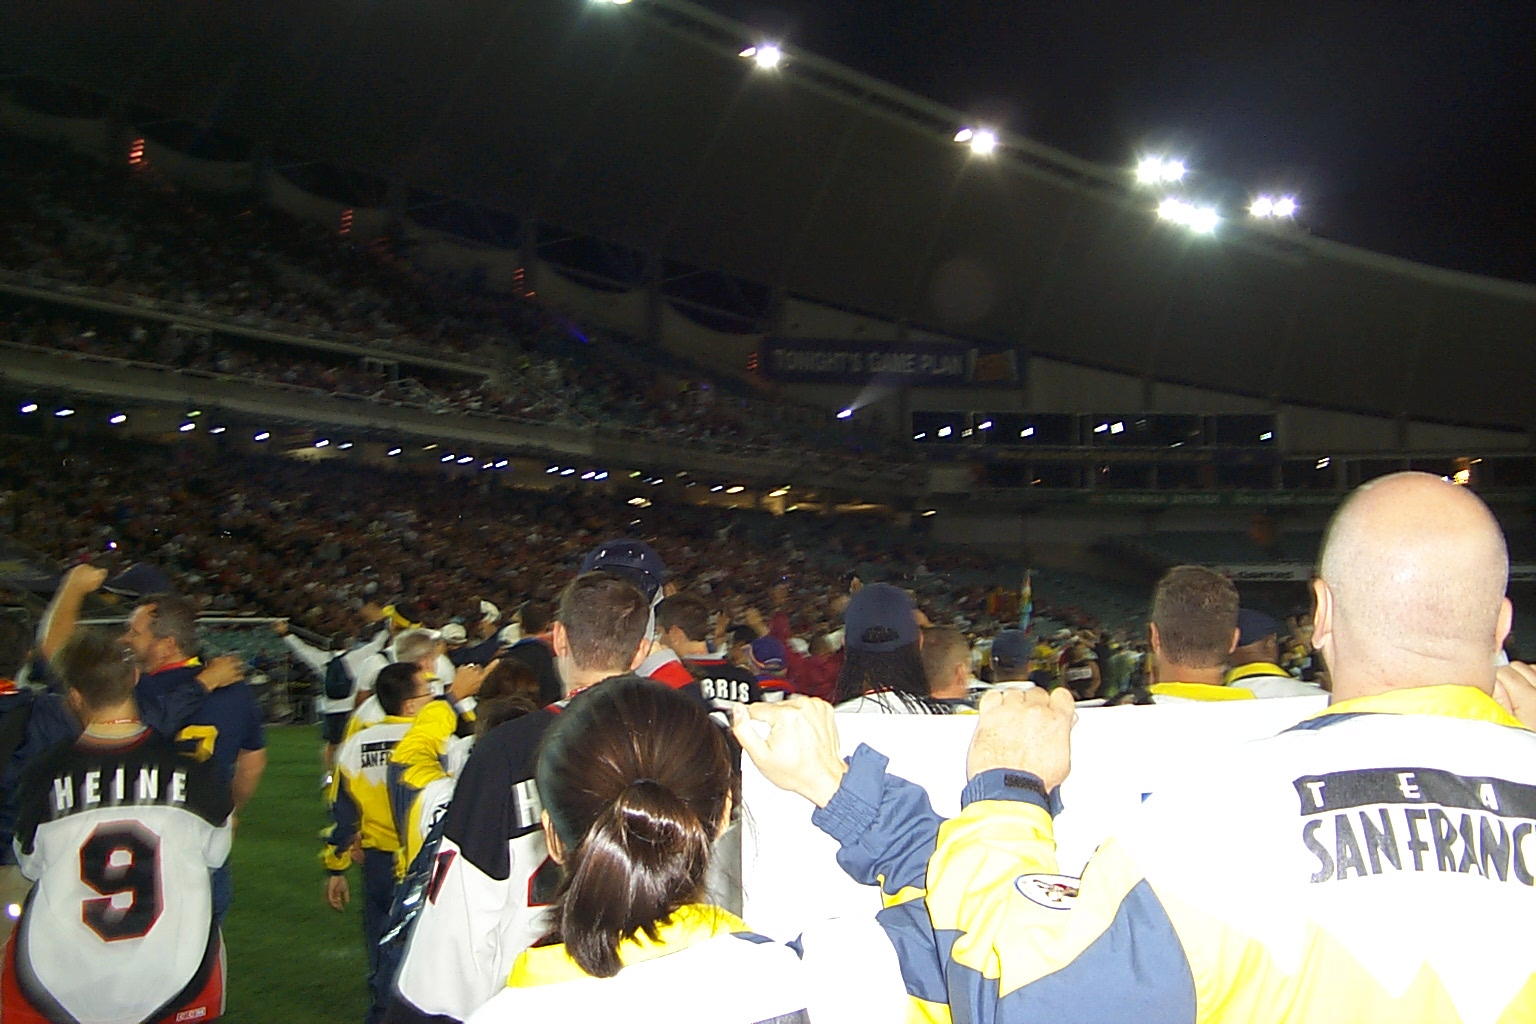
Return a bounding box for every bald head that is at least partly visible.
[1316,473,1509,695]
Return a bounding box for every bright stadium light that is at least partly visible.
[955,127,997,156]
[1158,197,1221,234]
[338,442,353,450]
[109,413,127,425]
[560,468,576,476]
[56,408,76,418]
[710,485,725,493]
[726,485,745,494]
[254,432,270,442]
[178,421,195,432]
[937,426,953,438]
[836,407,853,420]
[913,432,926,440]
[457,456,473,465]
[595,471,609,480]
[1251,194,1299,219]
[1136,155,1187,185]
[1019,426,1035,438]
[922,509,937,517]
[977,420,993,431]
[388,448,403,457]
[209,426,226,435]
[739,43,782,69]
[314,439,329,448]
[495,460,509,469]
[546,465,560,474]
[19,403,37,414]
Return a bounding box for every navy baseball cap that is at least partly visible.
[1237,609,1282,646]
[990,628,1032,665]
[844,583,918,653]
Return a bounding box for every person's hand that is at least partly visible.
[730,697,847,808]
[64,564,108,593]
[197,655,246,691]
[1494,661,1536,730]
[968,687,1076,791]
[325,875,350,911]
[450,660,497,702]
[271,619,289,636]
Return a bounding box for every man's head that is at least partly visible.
[57,629,137,720]
[921,626,971,699]
[122,593,199,672]
[374,662,433,718]
[518,598,556,637]
[1313,472,1510,698]
[393,628,440,672]
[1232,608,1282,666]
[989,628,1032,683]
[552,571,654,693]
[1148,566,1240,676]
[656,593,711,654]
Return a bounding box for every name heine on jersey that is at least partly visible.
[50,763,192,816]
[1296,766,1536,886]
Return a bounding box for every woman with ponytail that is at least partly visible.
[465,675,905,1024]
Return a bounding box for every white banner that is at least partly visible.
[739,696,1328,939]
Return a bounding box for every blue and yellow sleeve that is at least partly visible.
[322,765,359,874]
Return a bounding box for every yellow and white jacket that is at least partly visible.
[814,685,1536,1024]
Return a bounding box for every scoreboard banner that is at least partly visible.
[763,338,975,384]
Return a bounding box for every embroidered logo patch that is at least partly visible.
[1013,873,1080,909]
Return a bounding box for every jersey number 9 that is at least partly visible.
[79,822,162,942]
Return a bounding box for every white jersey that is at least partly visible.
[8,731,231,1024]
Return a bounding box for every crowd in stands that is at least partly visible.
[0,131,901,467]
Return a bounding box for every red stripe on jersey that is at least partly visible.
[648,660,695,689]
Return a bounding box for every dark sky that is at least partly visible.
[696,1,1536,283]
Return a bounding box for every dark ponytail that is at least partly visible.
[535,676,734,978]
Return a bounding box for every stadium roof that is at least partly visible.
[5,0,1534,429]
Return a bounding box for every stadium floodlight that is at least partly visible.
[768,487,790,498]
[913,432,926,440]
[561,468,576,476]
[1259,431,1273,442]
[1093,422,1109,433]
[457,456,474,465]
[314,439,330,448]
[739,43,782,69]
[595,471,609,480]
[496,460,509,469]
[209,426,226,435]
[1020,426,1035,438]
[338,442,353,450]
[422,444,438,451]
[187,410,202,418]
[254,432,270,442]
[56,408,76,418]
[109,413,127,425]
[1136,156,1187,185]
[1250,194,1298,219]
[710,485,725,493]
[388,448,403,457]
[178,421,195,432]
[726,485,745,494]
[955,127,997,156]
[1110,421,1125,435]
[922,509,937,517]
[19,403,37,414]
[836,408,853,420]
[937,426,953,438]
[977,420,993,431]
[1158,197,1220,234]
[1315,457,1331,470]
[546,465,560,473]
[440,454,454,463]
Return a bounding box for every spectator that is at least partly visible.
[7,630,232,1024]
[920,626,977,711]
[734,472,1536,1023]
[465,677,904,1024]
[324,662,438,1024]
[1225,609,1326,698]
[1143,566,1249,703]
[833,584,949,714]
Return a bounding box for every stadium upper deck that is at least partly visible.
[3,0,1533,435]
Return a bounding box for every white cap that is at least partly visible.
[441,623,468,644]
[479,600,500,624]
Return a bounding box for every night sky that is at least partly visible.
[696,1,1536,283]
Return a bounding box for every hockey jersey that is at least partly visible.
[814,685,1536,1024]
[385,708,560,1024]
[6,730,231,1024]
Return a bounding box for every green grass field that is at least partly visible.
[223,725,370,1023]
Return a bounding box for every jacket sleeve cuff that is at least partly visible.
[962,768,1056,816]
[810,743,888,844]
